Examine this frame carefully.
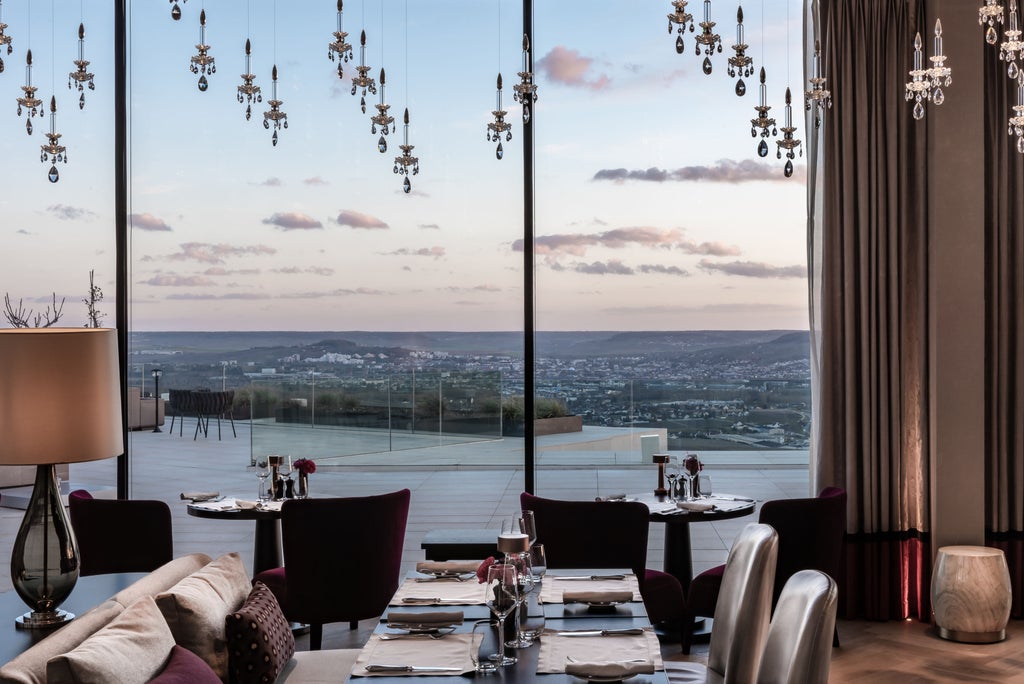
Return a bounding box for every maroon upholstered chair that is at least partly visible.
[681,486,847,654]
[520,492,685,626]
[67,489,174,576]
[254,489,411,650]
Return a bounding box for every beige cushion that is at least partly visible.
[111,553,213,609]
[278,649,361,684]
[155,553,251,681]
[46,596,175,684]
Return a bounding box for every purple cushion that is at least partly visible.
[225,581,295,684]
[148,645,220,684]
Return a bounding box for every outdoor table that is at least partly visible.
[186,500,283,574]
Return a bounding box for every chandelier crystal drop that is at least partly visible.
[67,23,95,110]
[237,38,262,121]
[1010,73,1024,153]
[1001,0,1024,79]
[351,29,377,113]
[40,96,67,183]
[727,5,752,96]
[486,73,512,160]
[750,67,777,156]
[328,0,353,78]
[370,67,394,153]
[263,64,288,146]
[513,34,539,124]
[169,0,187,21]
[0,0,13,74]
[776,87,802,177]
[694,0,723,75]
[667,0,695,54]
[393,108,419,193]
[804,39,831,128]
[980,0,1005,45]
[16,50,42,135]
[189,9,216,92]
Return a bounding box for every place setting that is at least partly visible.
[351,610,478,677]
[539,571,642,607]
[535,625,663,682]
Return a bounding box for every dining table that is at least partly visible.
[186,497,284,574]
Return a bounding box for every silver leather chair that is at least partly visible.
[756,569,838,684]
[666,523,779,684]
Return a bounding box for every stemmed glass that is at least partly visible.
[484,563,519,667]
[506,552,535,648]
[665,457,682,501]
[255,458,270,502]
[279,456,293,497]
[518,510,537,548]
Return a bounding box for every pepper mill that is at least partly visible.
[653,454,669,496]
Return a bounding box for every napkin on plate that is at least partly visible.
[565,660,656,678]
[562,590,634,604]
[180,491,220,502]
[386,611,464,628]
[594,493,627,502]
[235,499,259,509]
[676,501,714,512]
[415,560,479,574]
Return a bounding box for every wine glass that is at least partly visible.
[518,510,537,548]
[255,458,270,502]
[484,563,519,666]
[506,552,535,649]
[665,457,681,501]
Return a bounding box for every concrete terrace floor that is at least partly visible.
[0,419,810,599]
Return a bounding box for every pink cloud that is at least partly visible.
[537,46,611,90]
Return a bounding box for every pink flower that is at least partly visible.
[293,458,316,475]
[477,556,497,583]
[683,454,703,476]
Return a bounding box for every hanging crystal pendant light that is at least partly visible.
[393,108,419,193]
[189,9,216,92]
[1009,72,1024,153]
[694,0,723,75]
[927,19,951,104]
[776,87,802,177]
[905,32,930,119]
[804,39,831,129]
[237,38,262,121]
[40,96,66,183]
[487,73,512,160]
[67,23,94,110]
[263,64,288,146]
[667,0,694,54]
[513,34,539,124]
[1001,0,1023,79]
[17,50,43,135]
[980,0,1005,45]
[169,0,188,21]
[750,67,777,157]
[370,68,394,152]
[328,0,353,78]
[351,30,377,113]
[727,5,752,95]
[0,0,13,74]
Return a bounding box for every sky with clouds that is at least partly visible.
[0,0,808,332]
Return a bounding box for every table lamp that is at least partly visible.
[0,328,123,629]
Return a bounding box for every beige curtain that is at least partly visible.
[812,0,930,620]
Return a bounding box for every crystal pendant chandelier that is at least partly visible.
[393,108,419,193]
[1000,0,1024,79]
[0,0,13,74]
[1010,72,1024,153]
[170,0,188,21]
[263,64,288,146]
[727,5,752,95]
[328,0,353,78]
[905,21,949,121]
[237,38,261,121]
[40,96,66,183]
[694,0,723,75]
[927,19,951,98]
[980,0,1005,45]
[487,74,512,160]
[513,34,539,124]
[17,50,43,135]
[776,87,802,177]
[750,67,777,157]
[804,40,831,128]
[667,0,694,54]
[370,68,394,152]
[351,30,377,113]
[67,23,94,110]
[189,9,216,92]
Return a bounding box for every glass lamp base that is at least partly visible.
[15,608,75,630]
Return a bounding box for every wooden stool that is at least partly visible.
[931,545,1012,643]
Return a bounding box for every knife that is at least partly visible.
[400,597,467,604]
[365,664,463,673]
[413,575,467,582]
[554,628,646,637]
[714,496,755,502]
[552,574,626,581]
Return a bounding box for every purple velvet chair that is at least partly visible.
[254,489,411,650]
[681,486,847,654]
[67,490,174,576]
[520,492,685,626]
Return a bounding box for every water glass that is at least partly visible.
[698,474,712,498]
[518,510,537,547]
[529,543,547,579]
[255,459,270,502]
[470,619,497,674]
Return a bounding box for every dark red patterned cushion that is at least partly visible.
[148,645,220,683]
[225,581,295,684]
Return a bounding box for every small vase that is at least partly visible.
[297,473,309,499]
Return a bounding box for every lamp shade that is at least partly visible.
[0,328,123,465]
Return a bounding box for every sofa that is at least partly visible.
[128,387,166,431]
[0,553,360,684]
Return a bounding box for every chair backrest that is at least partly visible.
[280,489,411,625]
[756,569,838,684]
[68,490,174,576]
[520,492,649,580]
[707,522,778,682]
[757,487,846,606]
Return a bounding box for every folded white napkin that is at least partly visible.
[565,660,656,678]
[386,610,464,627]
[594,493,628,502]
[415,561,479,574]
[562,590,633,604]
[235,499,258,509]
[180,491,220,502]
[676,501,714,512]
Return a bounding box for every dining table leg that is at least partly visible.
[253,518,283,574]
[662,517,694,592]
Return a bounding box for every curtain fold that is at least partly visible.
[983,38,1024,618]
[814,0,930,621]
